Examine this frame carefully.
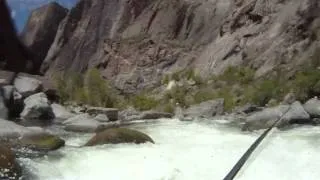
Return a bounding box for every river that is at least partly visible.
[19,119,320,180]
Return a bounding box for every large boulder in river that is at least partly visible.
[86,107,118,121]
[85,128,154,146]
[21,2,68,74]
[13,75,43,98]
[279,101,311,127]
[20,93,55,121]
[303,98,320,118]
[183,99,224,118]
[0,145,22,180]
[242,105,290,131]
[243,102,311,131]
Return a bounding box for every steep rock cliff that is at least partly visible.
[21,2,68,74]
[41,0,320,93]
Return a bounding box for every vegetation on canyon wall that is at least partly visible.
[54,57,320,113]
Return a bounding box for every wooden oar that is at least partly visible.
[223,105,291,180]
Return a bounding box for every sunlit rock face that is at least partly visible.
[37,0,319,94]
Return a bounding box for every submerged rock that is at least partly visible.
[86,107,118,121]
[85,128,154,146]
[18,133,65,151]
[20,93,55,121]
[0,145,22,180]
[184,99,224,118]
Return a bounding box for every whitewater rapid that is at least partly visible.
[20,119,320,180]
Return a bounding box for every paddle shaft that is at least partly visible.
[223,106,291,180]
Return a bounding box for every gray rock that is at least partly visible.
[86,107,118,121]
[140,111,173,120]
[243,102,312,131]
[62,113,90,125]
[119,107,140,121]
[279,101,311,126]
[234,103,262,114]
[20,93,55,121]
[51,103,75,121]
[0,119,45,139]
[70,105,87,114]
[63,113,120,133]
[243,105,290,131]
[0,145,22,180]
[303,98,320,118]
[13,75,43,98]
[63,113,99,132]
[174,106,184,120]
[121,110,173,121]
[0,96,8,119]
[184,99,224,118]
[1,85,24,118]
[0,71,15,86]
[282,93,296,105]
[93,114,109,122]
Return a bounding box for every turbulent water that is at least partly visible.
[19,119,320,180]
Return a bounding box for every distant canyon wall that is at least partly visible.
[22,0,320,93]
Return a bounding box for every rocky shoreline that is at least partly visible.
[1,73,320,179]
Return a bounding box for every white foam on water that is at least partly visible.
[20,120,320,180]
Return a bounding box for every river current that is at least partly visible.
[19,119,320,180]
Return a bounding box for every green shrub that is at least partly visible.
[292,69,320,101]
[84,68,114,107]
[162,74,170,85]
[131,95,159,111]
[220,66,255,85]
[215,88,236,112]
[164,86,188,107]
[53,73,69,103]
[193,89,216,104]
[163,103,175,114]
[53,69,115,107]
[171,71,181,81]
[242,79,282,106]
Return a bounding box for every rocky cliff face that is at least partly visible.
[21,2,68,74]
[38,0,320,93]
